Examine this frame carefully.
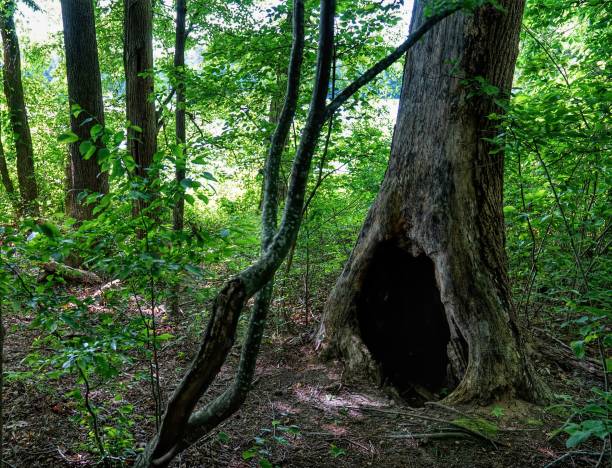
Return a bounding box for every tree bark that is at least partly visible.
[317,0,549,404]
[124,0,157,214]
[0,292,4,468]
[172,0,187,232]
[60,0,109,221]
[1,1,38,216]
[0,123,16,209]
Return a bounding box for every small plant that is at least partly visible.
[491,406,504,419]
[242,420,300,467]
[329,443,347,458]
[551,388,611,449]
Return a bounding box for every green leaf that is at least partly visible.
[273,435,288,445]
[242,448,257,460]
[71,103,82,118]
[90,124,104,141]
[58,131,79,144]
[259,459,273,468]
[180,178,200,189]
[566,430,592,448]
[570,340,585,359]
[491,406,504,418]
[79,140,97,160]
[156,333,174,341]
[97,147,110,162]
[37,221,60,238]
[202,171,217,182]
[217,432,230,444]
[329,444,346,458]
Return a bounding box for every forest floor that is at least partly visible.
[2,282,608,468]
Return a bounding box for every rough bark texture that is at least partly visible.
[1,2,38,216]
[318,0,549,404]
[61,0,109,221]
[0,295,4,468]
[172,0,187,232]
[124,0,157,213]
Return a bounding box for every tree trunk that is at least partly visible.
[60,0,109,221]
[1,2,38,216]
[124,0,157,214]
[317,0,549,405]
[169,0,187,317]
[0,293,4,468]
[172,0,187,232]
[0,124,17,210]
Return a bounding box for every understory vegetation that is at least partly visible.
[0,0,609,466]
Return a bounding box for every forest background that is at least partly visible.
[0,0,609,466]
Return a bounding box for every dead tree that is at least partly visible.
[317,0,549,405]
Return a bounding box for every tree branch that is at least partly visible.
[323,6,458,120]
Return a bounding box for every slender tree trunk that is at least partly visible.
[317,0,549,404]
[124,0,157,215]
[1,2,38,216]
[0,124,16,211]
[60,0,109,221]
[169,0,187,317]
[172,0,187,231]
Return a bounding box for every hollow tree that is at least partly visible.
[317,0,549,404]
[1,0,38,216]
[60,0,109,221]
[124,0,156,214]
[134,1,461,466]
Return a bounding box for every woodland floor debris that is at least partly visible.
[2,291,607,468]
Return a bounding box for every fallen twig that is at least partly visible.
[388,431,472,440]
[543,450,601,468]
[348,405,501,448]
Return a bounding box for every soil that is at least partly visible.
[1,284,608,467]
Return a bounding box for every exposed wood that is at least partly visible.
[39,260,102,285]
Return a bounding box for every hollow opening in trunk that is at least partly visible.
[357,242,453,406]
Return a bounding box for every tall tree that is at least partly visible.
[1,0,38,216]
[124,0,157,213]
[317,0,549,403]
[60,0,109,221]
[172,0,187,231]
